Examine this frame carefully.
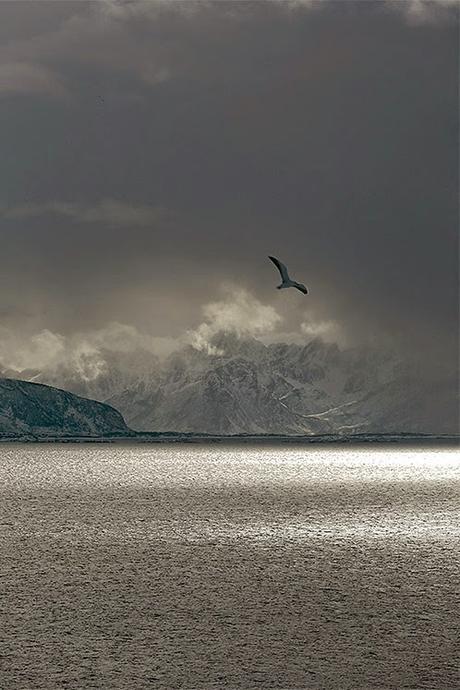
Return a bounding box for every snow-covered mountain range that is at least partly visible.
[10,332,457,436]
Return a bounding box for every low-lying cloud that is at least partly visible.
[0,291,285,376]
[187,287,282,355]
[0,61,67,98]
[0,288,352,378]
[0,328,66,373]
[2,199,167,228]
[0,322,176,379]
[300,315,345,345]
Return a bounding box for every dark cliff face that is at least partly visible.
[0,378,130,438]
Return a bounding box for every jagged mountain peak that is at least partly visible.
[13,332,456,436]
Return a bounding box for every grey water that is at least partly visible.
[0,445,459,690]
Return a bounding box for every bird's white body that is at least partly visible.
[277,280,305,291]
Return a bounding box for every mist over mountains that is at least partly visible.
[5,329,456,436]
[0,1,457,439]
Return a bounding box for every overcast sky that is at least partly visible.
[0,0,458,373]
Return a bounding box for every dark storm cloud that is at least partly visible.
[0,0,458,373]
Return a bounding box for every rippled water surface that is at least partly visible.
[0,444,459,689]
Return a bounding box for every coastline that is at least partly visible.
[1,432,458,446]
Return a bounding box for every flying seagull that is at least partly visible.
[268,256,308,294]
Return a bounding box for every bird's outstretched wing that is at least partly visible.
[293,282,308,295]
[268,256,290,282]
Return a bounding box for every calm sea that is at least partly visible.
[0,444,459,689]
